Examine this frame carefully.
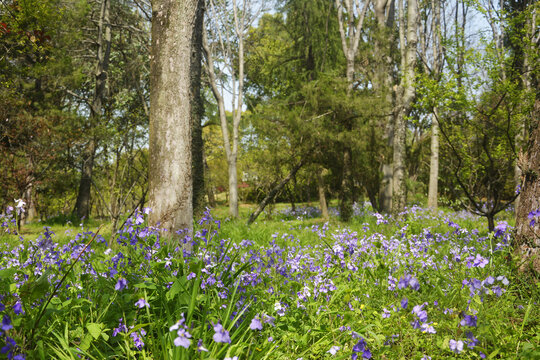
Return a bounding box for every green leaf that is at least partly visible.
[166,278,186,301]
[86,323,102,340]
[134,281,157,290]
[79,333,93,351]
[0,268,17,280]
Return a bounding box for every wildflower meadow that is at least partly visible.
[0,202,538,359]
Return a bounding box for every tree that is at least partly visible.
[0,0,82,222]
[148,0,201,235]
[335,0,370,220]
[191,0,206,217]
[392,0,418,214]
[72,0,112,220]
[203,0,264,218]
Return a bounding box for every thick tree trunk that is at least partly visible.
[191,0,205,217]
[149,0,199,235]
[317,168,329,220]
[515,102,540,273]
[427,112,439,209]
[247,160,304,225]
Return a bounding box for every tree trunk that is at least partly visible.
[317,167,329,220]
[379,163,393,211]
[228,156,239,217]
[427,111,439,209]
[340,147,353,221]
[191,0,205,217]
[392,0,418,214]
[247,160,304,225]
[374,0,395,213]
[149,0,199,235]
[74,0,111,220]
[515,102,540,273]
[22,158,37,225]
[74,139,96,220]
[335,0,369,220]
[203,150,216,207]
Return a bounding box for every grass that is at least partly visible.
[1,202,537,359]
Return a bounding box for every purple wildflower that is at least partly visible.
[460,314,477,327]
[13,302,23,315]
[212,322,231,343]
[449,339,464,353]
[250,316,263,330]
[115,278,128,291]
[1,315,13,331]
[401,298,408,309]
[135,298,150,308]
[173,328,192,348]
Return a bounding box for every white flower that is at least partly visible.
[327,346,340,355]
[14,199,26,213]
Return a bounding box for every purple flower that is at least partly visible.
[465,331,479,348]
[13,302,23,315]
[494,221,508,237]
[130,331,145,350]
[352,338,371,359]
[0,336,16,352]
[420,323,436,334]
[412,304,428,322]
[250,316,263,330]
[401,298,408,309]
[1,315,13,331]
[187,272,196,280]
[472,254,489,268]
[115,278,128,291]
[398,274,411,289]
[135,298,150,308]
[409,277,420,291]
[173,329,192,348]
[212,322,231,343]
[197,339,208,352]
[449,339,464,353]
[460,314,477,327]
[112,318,128,337]
[0,302,4,312]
